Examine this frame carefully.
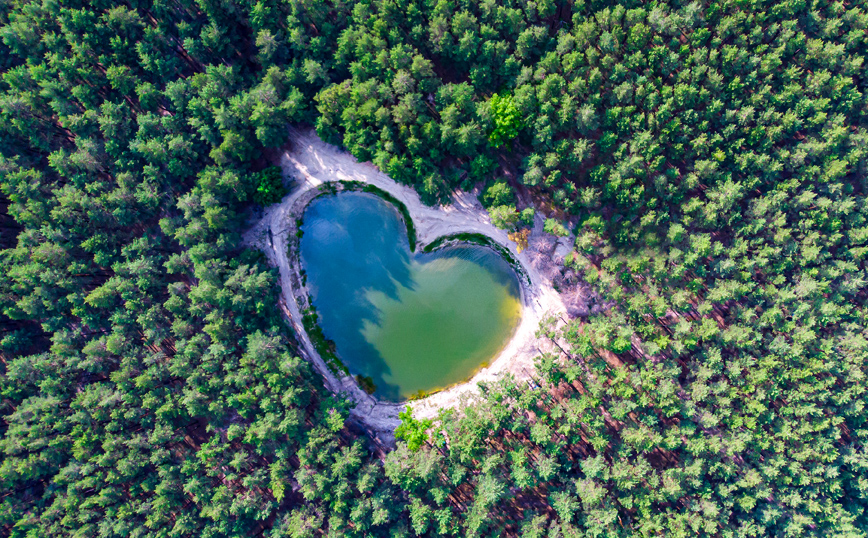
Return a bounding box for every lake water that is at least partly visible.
[299,192,521,401]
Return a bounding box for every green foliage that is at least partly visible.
[481,180,515,208]
[487,93,523,148]
[253,166,288,206]
[519,207,535,227]
[3,0,868,536]
[394,409,433,452]
[543,218,569,237]
[468,155,497,184]
[489,205,520,230]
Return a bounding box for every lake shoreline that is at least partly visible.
[244,127,569,436]
[294,187,526,402]
[300,190,524,401]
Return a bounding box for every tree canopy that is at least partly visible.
[2,0,868,536]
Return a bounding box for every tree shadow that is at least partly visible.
[421,245,520,300]
[300,193,417,401]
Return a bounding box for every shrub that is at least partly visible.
[252,166,288,206]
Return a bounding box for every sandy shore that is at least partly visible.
[244,127,567,433]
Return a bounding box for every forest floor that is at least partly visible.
[244,127,568,436]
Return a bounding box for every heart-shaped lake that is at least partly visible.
[299,192,522,401]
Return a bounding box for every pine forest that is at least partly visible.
[1,0,868,536]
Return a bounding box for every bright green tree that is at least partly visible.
[487,93,522,148]
[395,409,433,451]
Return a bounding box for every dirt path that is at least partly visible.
[244,127,567,433]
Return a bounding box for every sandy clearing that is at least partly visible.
[244,127,567,433]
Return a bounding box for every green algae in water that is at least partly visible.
[299,192,521,401]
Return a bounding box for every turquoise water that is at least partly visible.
[299,192,521,401]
